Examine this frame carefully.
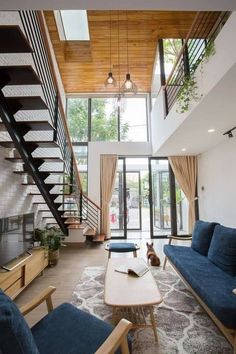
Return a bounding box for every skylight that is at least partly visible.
[54,10,90,41]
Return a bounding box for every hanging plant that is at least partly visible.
[176,40,215,114]
[176,74,202,114]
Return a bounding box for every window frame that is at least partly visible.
[66,93,150,143]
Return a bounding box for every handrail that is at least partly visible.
[37,11,82,192]
[84,194,101,211]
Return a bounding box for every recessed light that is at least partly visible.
[181,148,187,152]
[208,129,215,133]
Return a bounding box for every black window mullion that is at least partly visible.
[88,98,91,142]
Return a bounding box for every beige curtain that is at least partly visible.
[168,156,197,233]
[100,154,118,239]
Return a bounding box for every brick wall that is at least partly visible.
[0,147,43,226]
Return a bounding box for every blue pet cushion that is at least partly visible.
[108,242,137,252]
[208,224,236,275]
[191,220,219,256]
[0,289,39,354]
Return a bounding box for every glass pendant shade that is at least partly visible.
[105,72,117,88]
[121,73,137,93]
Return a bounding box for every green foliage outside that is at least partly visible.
[67,98,129,142]
[163,39,182,64]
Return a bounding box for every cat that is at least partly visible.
[146,242,161,267]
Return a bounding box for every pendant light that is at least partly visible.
[105,11,117,88]
[113,11,125,111]
[121,11,137,94]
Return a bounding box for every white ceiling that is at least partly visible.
[0,0,236,10]
[156,62,236,156]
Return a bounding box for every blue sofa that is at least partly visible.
[164,220,236,353]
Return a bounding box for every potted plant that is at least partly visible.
[34,227,64,266]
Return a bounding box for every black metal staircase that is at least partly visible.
[0,18,101,239]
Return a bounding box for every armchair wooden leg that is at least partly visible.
[163,256,168,270]
[133,250,137,257]
[120,338,130,354]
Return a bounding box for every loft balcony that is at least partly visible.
[151,11,236,156]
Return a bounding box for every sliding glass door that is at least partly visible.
[110,157,189,239]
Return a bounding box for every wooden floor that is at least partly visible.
[15,238,169,326]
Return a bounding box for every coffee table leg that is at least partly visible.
[149,306,158,342]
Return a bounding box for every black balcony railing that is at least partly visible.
[164,11,231,113]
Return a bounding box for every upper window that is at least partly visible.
[67,98,88,142]
[54,10,90,41]
[91,98,118,142]
[120,97,148,142]
[67,96,148,143]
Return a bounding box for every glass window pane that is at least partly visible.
[151,159,171,236]
[176,182,189,234]
[60,10,90,40]
[73,145,88,193]
[67,98,88,142]
[120,97,147,142]
[163,39,182,78]
[91,98,118,141]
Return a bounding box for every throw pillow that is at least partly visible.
[208,224,236,275]
[191,220,219,256]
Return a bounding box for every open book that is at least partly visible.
[115,262,149,277]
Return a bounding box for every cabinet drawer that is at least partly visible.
[5,278,23,298]
[0,268,23,291]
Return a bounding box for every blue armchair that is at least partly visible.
[0,286,132,354]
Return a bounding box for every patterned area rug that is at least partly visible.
[71,266,233,354]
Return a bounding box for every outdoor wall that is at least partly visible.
[0,147,42,226]
[88,142,152,205]
[198,138,236,227]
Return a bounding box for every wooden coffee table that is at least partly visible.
[104,258,163,341]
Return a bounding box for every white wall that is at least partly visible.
[198,138,236,227]
[88,142,152,205]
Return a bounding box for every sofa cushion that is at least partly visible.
[191,220,219,256]
[208,224,236,275]
[32,303,132,354]
[0,289,39,354]
[164,245,236,328]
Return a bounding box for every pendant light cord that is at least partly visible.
[126,10,129,74]
[109,10,112,73]
[118,11,120,92]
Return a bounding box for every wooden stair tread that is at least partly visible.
[7,156,63,162]
[14,170,64,175]
[93,234,106,242]
[22,182,67,185]
[0,26,33,53]
[5,96,47,111]
[0,121,54,132]
[0,66,41,86]
[28,192,71,196]
[67,224,84,229]
[0,141,59,148]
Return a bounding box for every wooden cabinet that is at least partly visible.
[0,248,48,299]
